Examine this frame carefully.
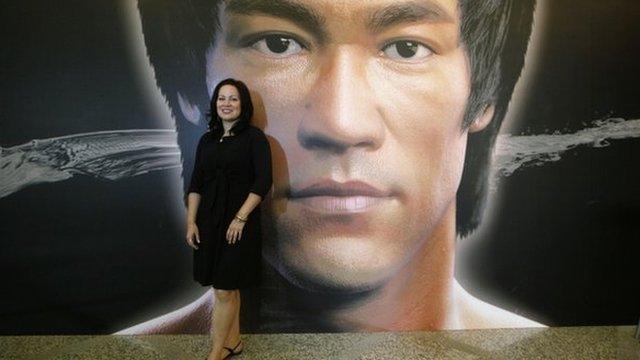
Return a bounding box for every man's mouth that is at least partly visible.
[288,179,395,213]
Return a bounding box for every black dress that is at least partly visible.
[187,124,272,289]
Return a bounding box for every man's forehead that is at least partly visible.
[222,0,459,30]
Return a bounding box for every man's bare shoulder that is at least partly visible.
[454,281,545,329]
[114,290,213,335]
[115,283,545,334]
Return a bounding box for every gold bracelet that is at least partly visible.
[235,215,248,222]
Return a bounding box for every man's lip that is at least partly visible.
[289,180,392,198]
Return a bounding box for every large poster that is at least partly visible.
[1,0,638,335]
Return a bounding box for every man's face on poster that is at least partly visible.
[206,0,490,292]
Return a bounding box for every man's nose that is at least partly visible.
[298,47,385,155]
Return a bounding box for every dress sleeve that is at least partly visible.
[249,130,273,198]
[187,134,207,195]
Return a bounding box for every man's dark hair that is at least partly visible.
[208,78,254,133]
[137,0,536,236]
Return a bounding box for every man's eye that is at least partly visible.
[381,41,432,62]
[251,35,304,57]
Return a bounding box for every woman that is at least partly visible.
[185,78,272,360]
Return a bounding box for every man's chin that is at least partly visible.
[262,212,404,294]
[266,250,393,294]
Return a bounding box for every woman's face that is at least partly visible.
[216,84,242,121]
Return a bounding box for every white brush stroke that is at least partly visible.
[0,130,180,198]
[493,118,640,177]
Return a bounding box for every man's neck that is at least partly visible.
[332,204,459,331]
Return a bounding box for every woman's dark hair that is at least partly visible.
[207,78,254,134]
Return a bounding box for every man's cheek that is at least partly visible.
[246,63,312,102]
[401,138,454,211]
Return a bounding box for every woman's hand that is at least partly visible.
[186,221,200,250]
[226,218,246,244]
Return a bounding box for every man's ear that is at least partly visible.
[468,105,495,133]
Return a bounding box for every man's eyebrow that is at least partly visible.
[367,1,455,33]
[224,0,327,42]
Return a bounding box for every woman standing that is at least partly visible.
[185,78,272,360]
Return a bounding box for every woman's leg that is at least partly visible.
[208,289,239,360]
[224,292,242,350]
